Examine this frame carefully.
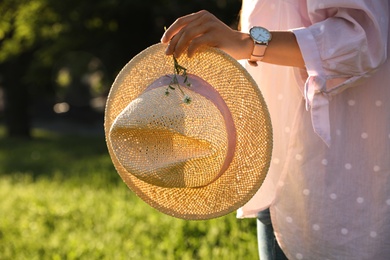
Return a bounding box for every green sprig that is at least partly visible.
[165,55,192,104]
[163,26,192,104]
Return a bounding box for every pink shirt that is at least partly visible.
[237,0,390,259]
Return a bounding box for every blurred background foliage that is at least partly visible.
[0,0,242,138]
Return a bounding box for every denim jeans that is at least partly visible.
[257,208,288,260]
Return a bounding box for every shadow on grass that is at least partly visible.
[0,127,120,188]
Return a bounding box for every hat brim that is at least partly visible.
[105,43,272,220]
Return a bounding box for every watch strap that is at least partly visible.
[248,43,267,66]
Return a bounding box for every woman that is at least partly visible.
[161,1,390,259]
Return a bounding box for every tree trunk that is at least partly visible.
[2,54,32,138]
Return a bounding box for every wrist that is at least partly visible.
[226,32,253,60]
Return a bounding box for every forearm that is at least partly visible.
[263,31,305,68]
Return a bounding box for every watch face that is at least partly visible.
[250,27,271,43]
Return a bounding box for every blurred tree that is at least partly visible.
[0,0,241,138]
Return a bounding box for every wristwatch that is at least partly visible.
[248,26,272,66]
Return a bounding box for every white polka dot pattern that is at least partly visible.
[344,163,352,170]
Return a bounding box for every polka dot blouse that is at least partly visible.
[238,0,390,259]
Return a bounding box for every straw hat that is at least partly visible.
[105,43,272,220]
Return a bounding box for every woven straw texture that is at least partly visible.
[105,43,272,220]
[109,85,229,188]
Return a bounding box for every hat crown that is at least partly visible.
[109,74,235,188]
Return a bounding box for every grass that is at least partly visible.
[0,126,258,259]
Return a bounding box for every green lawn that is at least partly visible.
[0,126,258,259]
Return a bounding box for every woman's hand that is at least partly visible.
[161,10,305,68]
[161,10,253,60]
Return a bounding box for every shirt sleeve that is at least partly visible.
[292,0,389,146]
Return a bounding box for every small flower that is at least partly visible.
[183,95,192,104]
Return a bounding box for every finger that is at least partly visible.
[164,25,195,56]
[161,10,206,44]
[164,30,185,56]
[167,11,220,57]
[170,21,212,57]
[187,33,217,58]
